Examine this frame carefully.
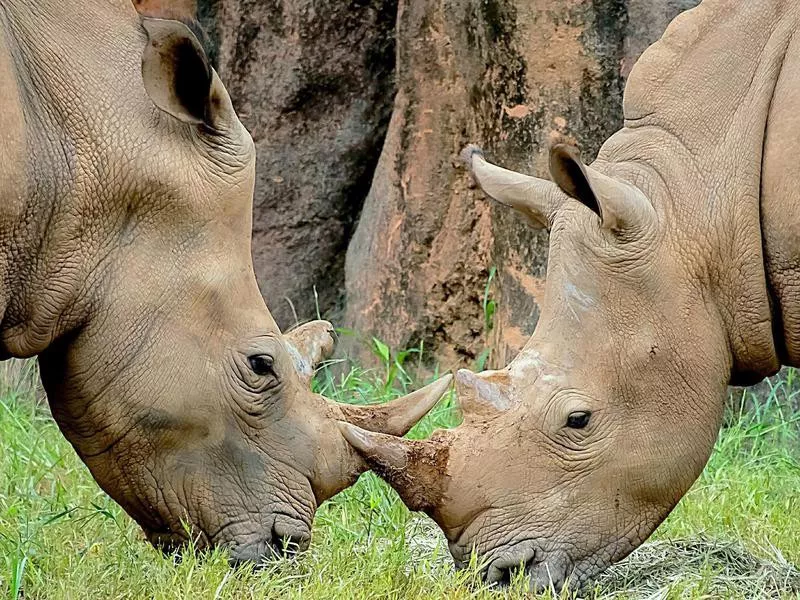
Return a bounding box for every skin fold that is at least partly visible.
[0,0,451,562]
[341,0,800,592]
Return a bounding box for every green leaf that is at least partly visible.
[474,348,491,372]
[371,338,391,365]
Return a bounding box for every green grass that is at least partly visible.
[0,356,798,599]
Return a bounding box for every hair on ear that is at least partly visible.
[549,144,602,219]
[172,35,211,122]
[141,17,213,125]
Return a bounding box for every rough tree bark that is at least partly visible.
[344,0,700,368]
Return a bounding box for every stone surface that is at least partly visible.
[344,0,700,368]
[195,0,397,328]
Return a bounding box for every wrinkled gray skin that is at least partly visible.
[342,0,800,592]
[0,0,450,562]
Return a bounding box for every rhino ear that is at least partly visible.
[141,17,222,127]
[549,144,654,233]
[461,145,565,230]
[284,321,337,383]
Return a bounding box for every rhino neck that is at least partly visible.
[0,1,145,358]
[593,1,800,386]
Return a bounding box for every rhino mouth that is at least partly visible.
[145,510,312,564]
[216,511,313,564]
[146,529,207,554]
[452,536,583,593]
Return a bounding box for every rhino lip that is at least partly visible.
[146,529,207,554]
[213,511,312,562]
[479,539,540,586]
[452,535,575,593]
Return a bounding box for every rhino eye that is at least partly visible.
[248,354,275,376]
[566,411,591,429]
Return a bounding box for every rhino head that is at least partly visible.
[2,5,450,562]
[340,144,741,590]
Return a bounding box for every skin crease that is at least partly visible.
[0,0,451,562]
[342,0,800,592]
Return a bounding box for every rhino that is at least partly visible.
[339,0,800,591]
[0,0,451,562]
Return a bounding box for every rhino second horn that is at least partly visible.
[338,374,453,436]
[454,368,513,420]
[461,144,565,230]
[338,423,451,513]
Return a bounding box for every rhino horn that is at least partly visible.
[454,368,514,420]
[461,144,565,229]
[549,143,656,233]
[337,374,453,437]
[338,423,452,513]
[310,375,452,504]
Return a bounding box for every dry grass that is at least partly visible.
[597,539,800,599]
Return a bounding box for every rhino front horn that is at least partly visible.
[338,374,453,436]
[338,423,451,513]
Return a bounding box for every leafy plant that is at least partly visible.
[482,266,497,332]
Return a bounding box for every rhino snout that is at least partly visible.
[226,515,312,565]
[476,541,572,594]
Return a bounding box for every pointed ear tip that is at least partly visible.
[549,143,580,161]
[459,144,484,168]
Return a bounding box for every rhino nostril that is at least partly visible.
[226,516,311,565]
[485,564,514,588]
[269,530,309,557]
[270,516,311,557]
[483,543,538,588]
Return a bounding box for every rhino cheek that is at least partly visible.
[198,432,317,551]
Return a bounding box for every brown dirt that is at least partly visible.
[368,435,451,514]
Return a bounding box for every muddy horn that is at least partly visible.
[337,422,453,513]
[311,375,453,505]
